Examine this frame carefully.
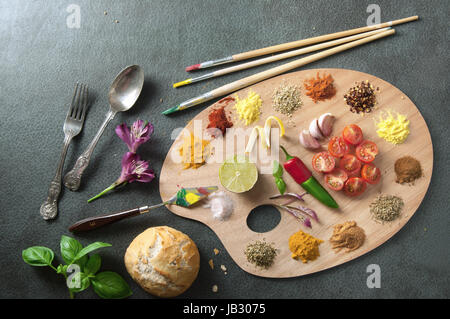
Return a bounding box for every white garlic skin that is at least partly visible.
[309,118,324,140]
[318,113,335,137]
[299,130,321,149]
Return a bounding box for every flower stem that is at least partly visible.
[87,182,119,203]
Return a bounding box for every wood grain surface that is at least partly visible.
[159,68,433,278]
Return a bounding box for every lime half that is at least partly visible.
[219,155,258,193]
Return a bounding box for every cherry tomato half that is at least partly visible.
[343,177,367,197]
[324,168,348,191]
[355,140,378,163]
[342,124,363,145]
[312,152,335,173]
[328,136,349,158]
[361,164,381,184]
[339,154,361,176]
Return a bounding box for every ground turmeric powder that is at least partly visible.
[178,132,210,169]
[288,230,323,263]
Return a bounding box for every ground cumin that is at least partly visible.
[303,72,336,103]
[288,230,323,263]
[394,156,422,184]
[329,221,365,253]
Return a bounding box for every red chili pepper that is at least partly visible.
[280,146,338,208]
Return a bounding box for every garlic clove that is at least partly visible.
[299,130,321,149]
[309,118,324,140]
[318,113,335,137]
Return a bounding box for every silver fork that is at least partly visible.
[40,83,88,220]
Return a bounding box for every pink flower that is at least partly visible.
[88,152,155,203]
[115,120,153,153]
[117,152,155,184]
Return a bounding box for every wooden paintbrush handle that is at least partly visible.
[232,16,417,62]
[69,206,145,232]
[212,29,395,98]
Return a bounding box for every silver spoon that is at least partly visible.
[64,65,144,191]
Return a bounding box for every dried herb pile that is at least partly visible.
[244,240,277,269]
[272,82,303,117]
[369,194,404,223]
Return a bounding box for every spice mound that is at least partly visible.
[272,82,303,117]
[369,194,404,223]
[288,230,323,263]
[244,240,277,269]
[375,111,410,144]
[206,102,234,138]
[329,221,365,253]
[203,191,234,221]
[234,90,262,125]
[394,156,422,184]
[303,72,336,103]
[178,132,210,169]
[344,80,378,113]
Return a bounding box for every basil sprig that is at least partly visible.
[22,235,132,299]
[272,160,287,194]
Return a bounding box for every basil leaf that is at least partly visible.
[72,242,111,262]
[22,246,54,267]
[60,235,83,264]
[275,178,286,195]
[84,254,101,276]
[68,271,91,293]
[91,271,132,299]
[272,160,283,178]
[56,264,64,274]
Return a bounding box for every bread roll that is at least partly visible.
[124,226,200,298]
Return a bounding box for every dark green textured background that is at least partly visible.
[1,0,449,299]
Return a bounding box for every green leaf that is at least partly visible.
[22,246,54,267]
[84,254,101,276]
[68,271,91,293]
[91,271,132,299]
[56,264,64,274]
[275,177,286,195]
[272,160,283,178]
[60,235,83,264]
[72,242,111,262]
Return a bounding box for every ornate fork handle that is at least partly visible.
[40,135,73,220]
[64,109,116,191]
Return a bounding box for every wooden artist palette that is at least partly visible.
[159,68,433,278]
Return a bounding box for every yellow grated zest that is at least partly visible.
[375,110,410,144]
[234,90,262,126]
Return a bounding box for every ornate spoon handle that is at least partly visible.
[40,135,72,220]
[64,109,116,191]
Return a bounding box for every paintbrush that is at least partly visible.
[68,186,218,232]
[184,15,417,71]
[173,28,390,88]
[162,29,395,115]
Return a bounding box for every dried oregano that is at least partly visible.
[244,240,277,269]
[369,194,404,223]
[272,82,303,117]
